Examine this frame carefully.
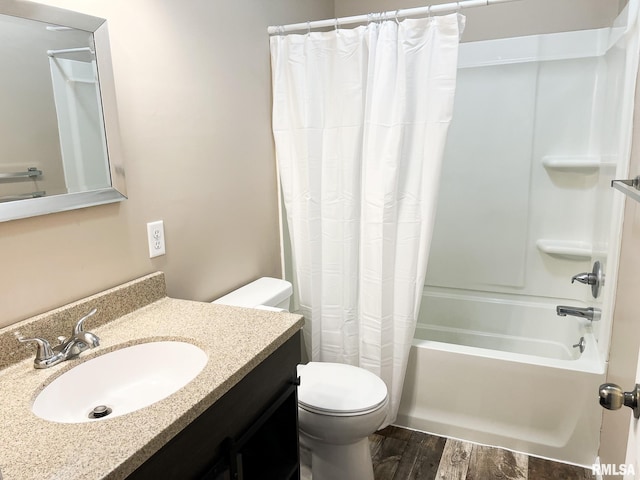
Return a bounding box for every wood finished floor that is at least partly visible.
[369,426,595,480]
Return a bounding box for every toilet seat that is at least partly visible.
[297,362,388,417]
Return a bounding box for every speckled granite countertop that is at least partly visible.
[0,272,303,480]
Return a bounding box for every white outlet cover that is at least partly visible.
[147,220,166,258]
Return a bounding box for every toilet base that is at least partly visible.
[302,432,374,480]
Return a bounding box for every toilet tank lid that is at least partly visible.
[213,277,292,308]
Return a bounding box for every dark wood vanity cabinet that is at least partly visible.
[128,332,302,480]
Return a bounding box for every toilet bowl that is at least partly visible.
[213,277,389,480]
[297,362,388,480]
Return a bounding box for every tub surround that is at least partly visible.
[0,272,304,479]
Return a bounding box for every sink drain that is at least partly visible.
[88,405,113,419]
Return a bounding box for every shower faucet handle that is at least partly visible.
[571,261,603,299]
[571,272,596,285]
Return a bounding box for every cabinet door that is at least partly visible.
[200,456,232,480]
[233,384,300,480]
[212,470,231,480]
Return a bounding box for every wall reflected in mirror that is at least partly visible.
[0,12,110,203]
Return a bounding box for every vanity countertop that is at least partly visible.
[0,273,303,480]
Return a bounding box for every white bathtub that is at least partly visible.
[396,291,606,467]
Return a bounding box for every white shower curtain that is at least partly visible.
[270,13,463,423]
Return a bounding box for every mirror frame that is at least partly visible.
[0,1,126,222]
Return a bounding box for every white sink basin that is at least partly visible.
[32,341,208,423]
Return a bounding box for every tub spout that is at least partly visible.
[556,305,601,322]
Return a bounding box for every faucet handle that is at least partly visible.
[571,272,596,285]
[15,332,54,361]
[571,261,604,299]
[73,308,97,335]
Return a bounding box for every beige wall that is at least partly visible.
[1,16,69,197]
[0,0,334,329]
[335,0,621,42]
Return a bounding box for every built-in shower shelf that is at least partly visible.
[542,156,615,173]
[536,239,592,260]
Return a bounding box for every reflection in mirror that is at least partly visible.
[0,1,125,222]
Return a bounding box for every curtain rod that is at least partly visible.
[268,0,523,35]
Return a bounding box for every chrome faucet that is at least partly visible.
[16,308,100,369]
[556,305,601,322]
[570,261,604,299]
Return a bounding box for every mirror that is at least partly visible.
[0,1,125,222]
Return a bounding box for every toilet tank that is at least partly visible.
[212,277,293,311]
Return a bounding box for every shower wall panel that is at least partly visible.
[426,63,536,290]
[426,30,608,303]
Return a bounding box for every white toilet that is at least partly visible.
[213,277,389,480]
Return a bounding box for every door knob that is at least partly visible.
[599,383,640,418]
